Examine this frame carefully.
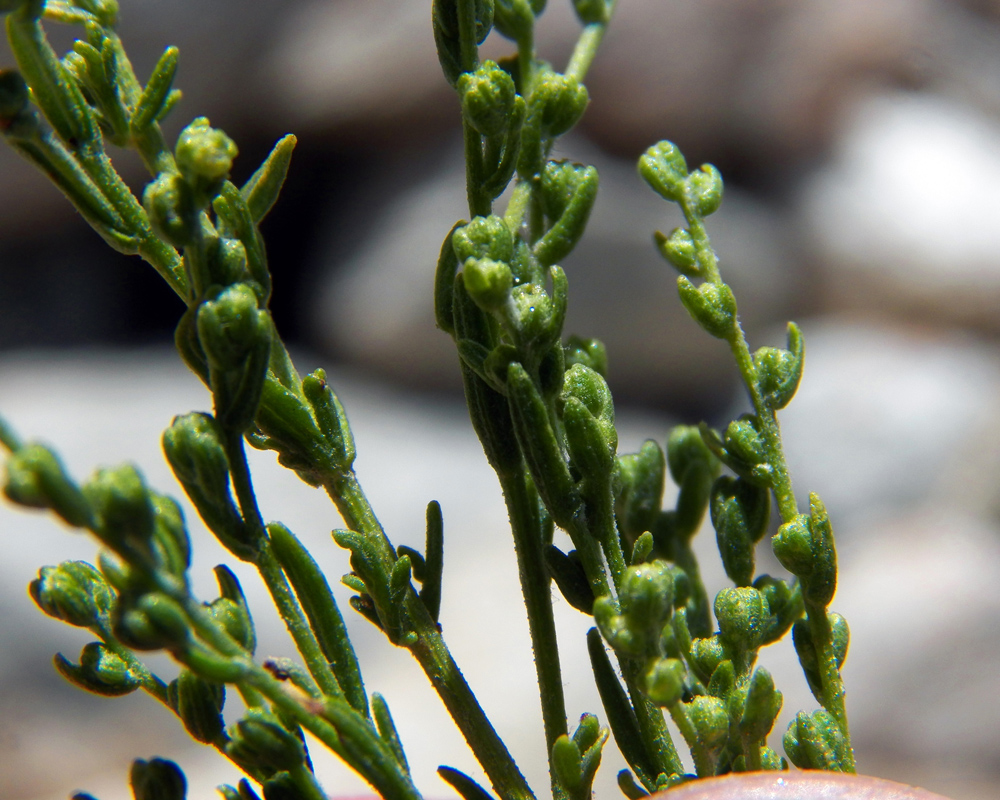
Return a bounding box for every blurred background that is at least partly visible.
[3,0,1000,798]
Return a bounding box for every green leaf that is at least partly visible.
[241,134,297,224]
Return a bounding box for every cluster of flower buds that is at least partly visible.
[551,713,609,800]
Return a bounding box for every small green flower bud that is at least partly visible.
[463,257,514,313]
[114,592,190,651]
[197,283,271,430]
[532,73,589,138]
[208,236,249,288]
[688,635,725,682]
[754,322,804,411]
[783,710,850,772]
[55,641,142,697]
[711,475,770,586]
[830,612,849,669]
[0,69,29,122]
[772,514,813,577]
[639,141,689,204]
[644,657,685,706]
[552,734,583,791]
[686,696,729,748]
[175,117,237,190]
[686,164,723,216]
[142,172,197,249]
[805,492,837,607]
[227,709,305,773]
[714,586,768,650]
[572,712,602,753]
[172,668,225,743]
[459,60,517,137]
[162,412,255,560]
[619,561,674,646]
[572,0,609,25]
[213,564,256,653]
[722,415,766,467]
[654,228,699,277]
[754,575,801,645]
[510,283,554,345]
[302,368,357,471]
[562,395,615,482]
[493,0,536,43]
[666,425,715,485]
[130,758,187,800]
[677,276,737,340]
[615,440,666,542]
[83,464,156,560]
[452,215,514,263]
[151,493,190,577]
[30,561,114,628]
[706,658,734,699]
[740,666,782,742]
[564,335,607,378]
[3,443,92,527]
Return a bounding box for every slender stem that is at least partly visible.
[256,541,345,701]
[224,430,345,700]
[324,472,535,800]
[742,735,763,772]
[288,763,335,800]
[806,604,855,772]
[589,484,626,591]
[501,470,568,787]
[624,671,684,778]
[666,702,713,777]
[406,593,536,800]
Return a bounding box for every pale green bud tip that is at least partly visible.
[714,586,768,649]
[30,561,114,628]
[561,362,612,420]
[639,141,689,203]
[83,464,156,552]
[227,709,305,772]
[687,164,724,216]
[687,696,729,747]
[463,257,513,311]
[453,215,513,263]
[655,228,698,276]
[666,424,714,483]
[572,0,609,25]
[535,73,589,137]
[459,61,517,137]
[197,283,269,368]
[621,561,674,631]
[3,443,91,526]
[0,69,29,122]
[772,514,813,576]
[131,758,187,800]
[644,657,685,706]
[176,118,238,184]
[143,172,196,248]
[564,335,608,377]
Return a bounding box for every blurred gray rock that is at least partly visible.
[800,91,1000,329]
[308,136,804,408]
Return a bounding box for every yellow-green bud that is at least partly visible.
[31,561,114,628]
[175,117,237,190]
[459,60,517,137]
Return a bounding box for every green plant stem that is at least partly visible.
[806,603,855,772]
[256,542,346,701]
[287,763,333,800]
[223,430,345,701]
[624,672,684,779]
[502,470,568,769]
[323,472,535,800]
[684,213,798,523]
[589,486,627,591]
[742,735,763,772]
[565,1,619,84]
[666,702,712,778]
[99,632,170,703]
